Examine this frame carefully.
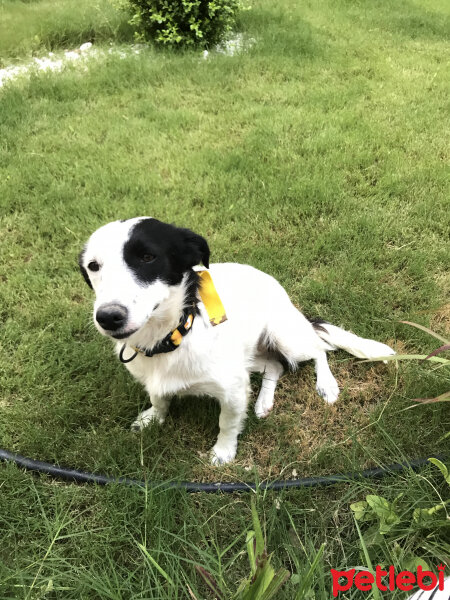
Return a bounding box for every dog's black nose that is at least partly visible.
[96,304,128,331]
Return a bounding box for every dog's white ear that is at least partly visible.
[78,247,93,289]
[179,229,210,269]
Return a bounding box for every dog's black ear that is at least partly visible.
[180,228,210,269]
[78,248,93,289]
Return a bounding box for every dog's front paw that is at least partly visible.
[316,379,340,404]
[210,443,237,466]
[131,407,165,432]
[255,389,275,419]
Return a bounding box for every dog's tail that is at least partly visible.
[310,319,395,360]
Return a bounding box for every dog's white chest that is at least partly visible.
[116,341,212,398]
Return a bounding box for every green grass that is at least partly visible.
[0,0,133,64]
[1,0,449,597]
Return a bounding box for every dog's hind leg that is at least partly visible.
[263,300,341,402]
[253,359,284,418]
[314,351,339,403]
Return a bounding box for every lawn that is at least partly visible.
[0,0,449,597]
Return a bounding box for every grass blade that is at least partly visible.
[194,565,225,600]
[354,520,381,600]
[428,458,450,484]
[246,531,257,575]
[423,344,450,360]
[294,543,325,600]
[361,354,449,364]
[400,321,449,344]
[137,542,175,587]
[411,391,450,403]
[250,499,265,558]
[260,567,290,600]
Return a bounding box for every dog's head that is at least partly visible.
[79,217,209,340]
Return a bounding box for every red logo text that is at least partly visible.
[331,564,445,597]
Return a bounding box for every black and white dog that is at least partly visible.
[79,217,395,464]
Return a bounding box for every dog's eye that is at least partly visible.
[88,260,100,272]
[141,254,155,263]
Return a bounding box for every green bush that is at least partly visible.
[126,0,241,48]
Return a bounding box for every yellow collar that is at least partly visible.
[161,270,227,348]
[119,269,227,363]
[197,270,228,326]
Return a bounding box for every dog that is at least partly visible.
[79,217,395,465]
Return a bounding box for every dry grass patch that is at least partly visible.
[430,302,450,336]
[188,357,400,482]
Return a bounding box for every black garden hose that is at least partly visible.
[0,449,445,493]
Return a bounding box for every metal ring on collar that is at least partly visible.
[119,344,138,364]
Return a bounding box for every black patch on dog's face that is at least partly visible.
[78,246,92,289]
[123,218,210,286]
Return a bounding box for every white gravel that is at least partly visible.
[0,36,255,89]
[0,42,143,89]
